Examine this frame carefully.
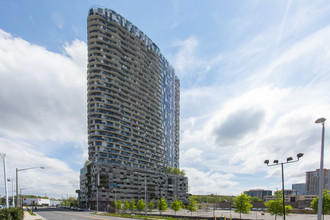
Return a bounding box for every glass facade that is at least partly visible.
[162,62,180,168]
[86,8,180,171]
[292,183,306,195]
[245,189,272,200]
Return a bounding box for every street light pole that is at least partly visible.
[281,163,285,218]
[16,168,18,207]
[16,166,44,207]
[0,153,9,208]
[264,153,304,220]
[315,117,326,220]
[20,188,32,207]
[7,178,15,207]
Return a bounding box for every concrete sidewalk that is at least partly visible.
[24,211,46,220]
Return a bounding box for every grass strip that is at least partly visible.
[92,212,185,220]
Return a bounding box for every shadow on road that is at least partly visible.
[33,207,87,213]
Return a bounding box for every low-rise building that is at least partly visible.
[264,190,295,202]
[22,198,50,206]
[79,163,188,210]
[264,192,316,209]
[244,189,272,200]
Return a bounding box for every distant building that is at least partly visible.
[292,183,306,195]
[264,189,295,202]
[295,195,317,201]
[306,169,330,195]
[283,189,295,196]
[265,194,317,209]
[22,198,50,206]
[245,189,272,200]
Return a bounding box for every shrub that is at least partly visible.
[0,207,24,220]
[0,208,12,220]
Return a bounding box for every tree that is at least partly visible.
[67,197,78,207]
[123,201,130,213]
[129,199,136,213]
[265,200,282,220]
[233,193,252,219]
[170,196,182,215]
[115,200,122,212]
[173,167,180,175]
[265,191,292,220]
[61,199,68,206]
[166,167,173,174]
[311,189,330,218]
[179,200,185,210]
[251,197,263,203]
[136,198,145,213]
[180,169,186,176]
[166,167,185,176]
[157,197,167,215]
[186,196,197,216]
[147,200,155,213]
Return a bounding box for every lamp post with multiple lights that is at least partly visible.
[315,117,326,220]
[16,167,44,207]
[264,153,304,220]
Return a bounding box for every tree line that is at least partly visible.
[232,190,330,219]
[113,196,197,216]
[61,197,78,207]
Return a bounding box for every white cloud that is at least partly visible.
[0,30,87,143]
[0,29,87,198]
[181,148,203,163]
[183,167,238,195]
[178,10,330,194]
[181,81,329,192]
[0,137,79,198]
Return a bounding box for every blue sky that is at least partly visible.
[0,0,330,199]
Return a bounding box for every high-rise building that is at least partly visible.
[306,169,330,195]
[79,8,188,210]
